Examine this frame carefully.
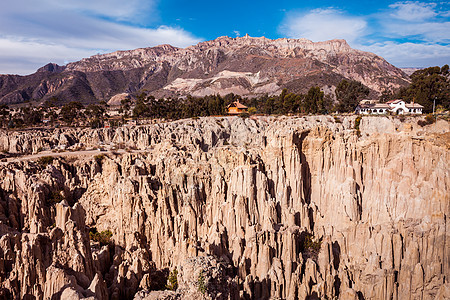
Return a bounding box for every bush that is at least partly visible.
[248,107,257,115]
[333,116,342,123]
[166,268,178,291]
[47,190,64,205]
[354,116,362,137]
[197,270,207,295]
[94,154,105,164]
[425,114,436,124]
[302,233,322,260]
[239,112,249,119]
[89,228,113,246]
[354,116,362,130]
[418,114,436,127]
[38,156,54,167]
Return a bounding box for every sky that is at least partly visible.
[0,0,449,75]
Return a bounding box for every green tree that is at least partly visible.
[335,80,370,113]
[0,104,10,128]
[85,104,106,128]
[398,65,449,112]
[20,106,43,126]
[132,93,151,121]
[303,86,324,114]
[379,89,395,103]
[119,97,132,119]
[60,101,84,125]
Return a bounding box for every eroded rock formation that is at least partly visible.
[0,116,448,299]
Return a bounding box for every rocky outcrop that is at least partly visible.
[0,116,448,299]
[0,36,409,104]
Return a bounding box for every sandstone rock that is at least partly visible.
[0,116,448,299]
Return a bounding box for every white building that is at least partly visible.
[355,99,423,115]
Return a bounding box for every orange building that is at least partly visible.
[227,101,248,114]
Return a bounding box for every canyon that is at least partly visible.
[0,115,448,299]
[0,36,409,105]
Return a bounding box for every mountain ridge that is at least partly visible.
[0,36,410,105]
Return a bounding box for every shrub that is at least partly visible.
[302,233,322,260]
[425,114,435,124]
[38,156,54,167]
[89,228,113,246]
[197,270,207,295]
[418,114,436,127]
[47,190,64,205]
[94,154,105,164]
[248,107,257,115]
[354,116,362,137]
[166,268,178,291]
[239,112,249,119]
[354,116,362,130]
[333,116,342,123]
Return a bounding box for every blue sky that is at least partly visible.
[0,0,448,74]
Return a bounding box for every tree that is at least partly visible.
[20,106,43,126]
[398,65,449,112]
[60,101,84,125]
[119,97,132,121]
[304,86,324,114]
[283,91,302,114]
[379,89,396,103]
[132,95,151,120]
[0,104,10,128]
[85,104,106,128]
[335,80,370,113]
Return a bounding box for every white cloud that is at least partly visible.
[0,0,201,75]
[280,9,367,43]
[382,2,450,43]
[389,1,437,21]
[279,3,449,67]
[0,38,95,75]
[360,42,450,67]
[383,21,450,43]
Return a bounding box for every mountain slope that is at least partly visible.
[0,36,410,105]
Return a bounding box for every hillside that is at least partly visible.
[0,36,410,105]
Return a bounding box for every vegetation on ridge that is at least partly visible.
[0,65,448,130]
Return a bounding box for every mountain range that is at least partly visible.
[0,36,410,105]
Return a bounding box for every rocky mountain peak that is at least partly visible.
[36,63,65,73]
[0,36,409,105]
